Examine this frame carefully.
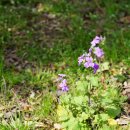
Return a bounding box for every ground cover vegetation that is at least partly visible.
[0,0,130,129]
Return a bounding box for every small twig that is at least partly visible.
[88,83,91,106]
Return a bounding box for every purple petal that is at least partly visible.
[94,47,104,58]
[89,48,92,53]
[58,74,66,78]
[93,63,99,73]
[84,62,94,68]
[78,58,84,65]
[91,36,103,47]
[59,79,67,88]
[57,74,66,81]
[62,79,67,84]
[78,54,87,65]
[85,56,93,62]
[62,86,69,92]
[84,62,89,68]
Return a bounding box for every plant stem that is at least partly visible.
[88,83,91,106]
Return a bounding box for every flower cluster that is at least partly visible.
[57,74,69,92]
[78,36,104,73]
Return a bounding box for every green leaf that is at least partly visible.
[57,105,69,120]
[61,94,71,103]
[62,118,80,130]
[94,114,109,125]
[89,76,99,87]
[69,119,80,130]
[72,96,84,105]
[76,81,88,91]
[100,62,110,71]
[101,98,113,105]
[99,124,113,130]
[106,106,121,118]
[80,112,89,120]
[99,114,109,121]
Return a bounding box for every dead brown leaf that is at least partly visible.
[54,123,62,130]
[120,16,130,24]
[116,115,130,125]
[22,105,33,112]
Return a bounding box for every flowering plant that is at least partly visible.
[56,36,125,130]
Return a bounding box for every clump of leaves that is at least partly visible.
[57,76,125,129]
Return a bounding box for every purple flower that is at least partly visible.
[58,79,69,92]
[94,47,104,58]
[93,63,99,73]
[58,74,66,78]
[89,48,92,53]
[84,62,94,68]
[84,56,99,73]
[84,57,93,68]
[59,79,67,88]
[85,56,93,62]
[91,36,103,47]
[57,74,66,81]
[78,54,85,65]
[84,56,94,68]
[62,86,69,91]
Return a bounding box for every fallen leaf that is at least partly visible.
[54,123,62,130]
[22,105,33,112]
[30,91,35,99]
[116,117,130,125]
[20,102,33,112]
[0,106,6,111]
[120,16,130,24]
[4,112,13,119]
[35,122,45,128]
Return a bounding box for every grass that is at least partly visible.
[0,0,130,129]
